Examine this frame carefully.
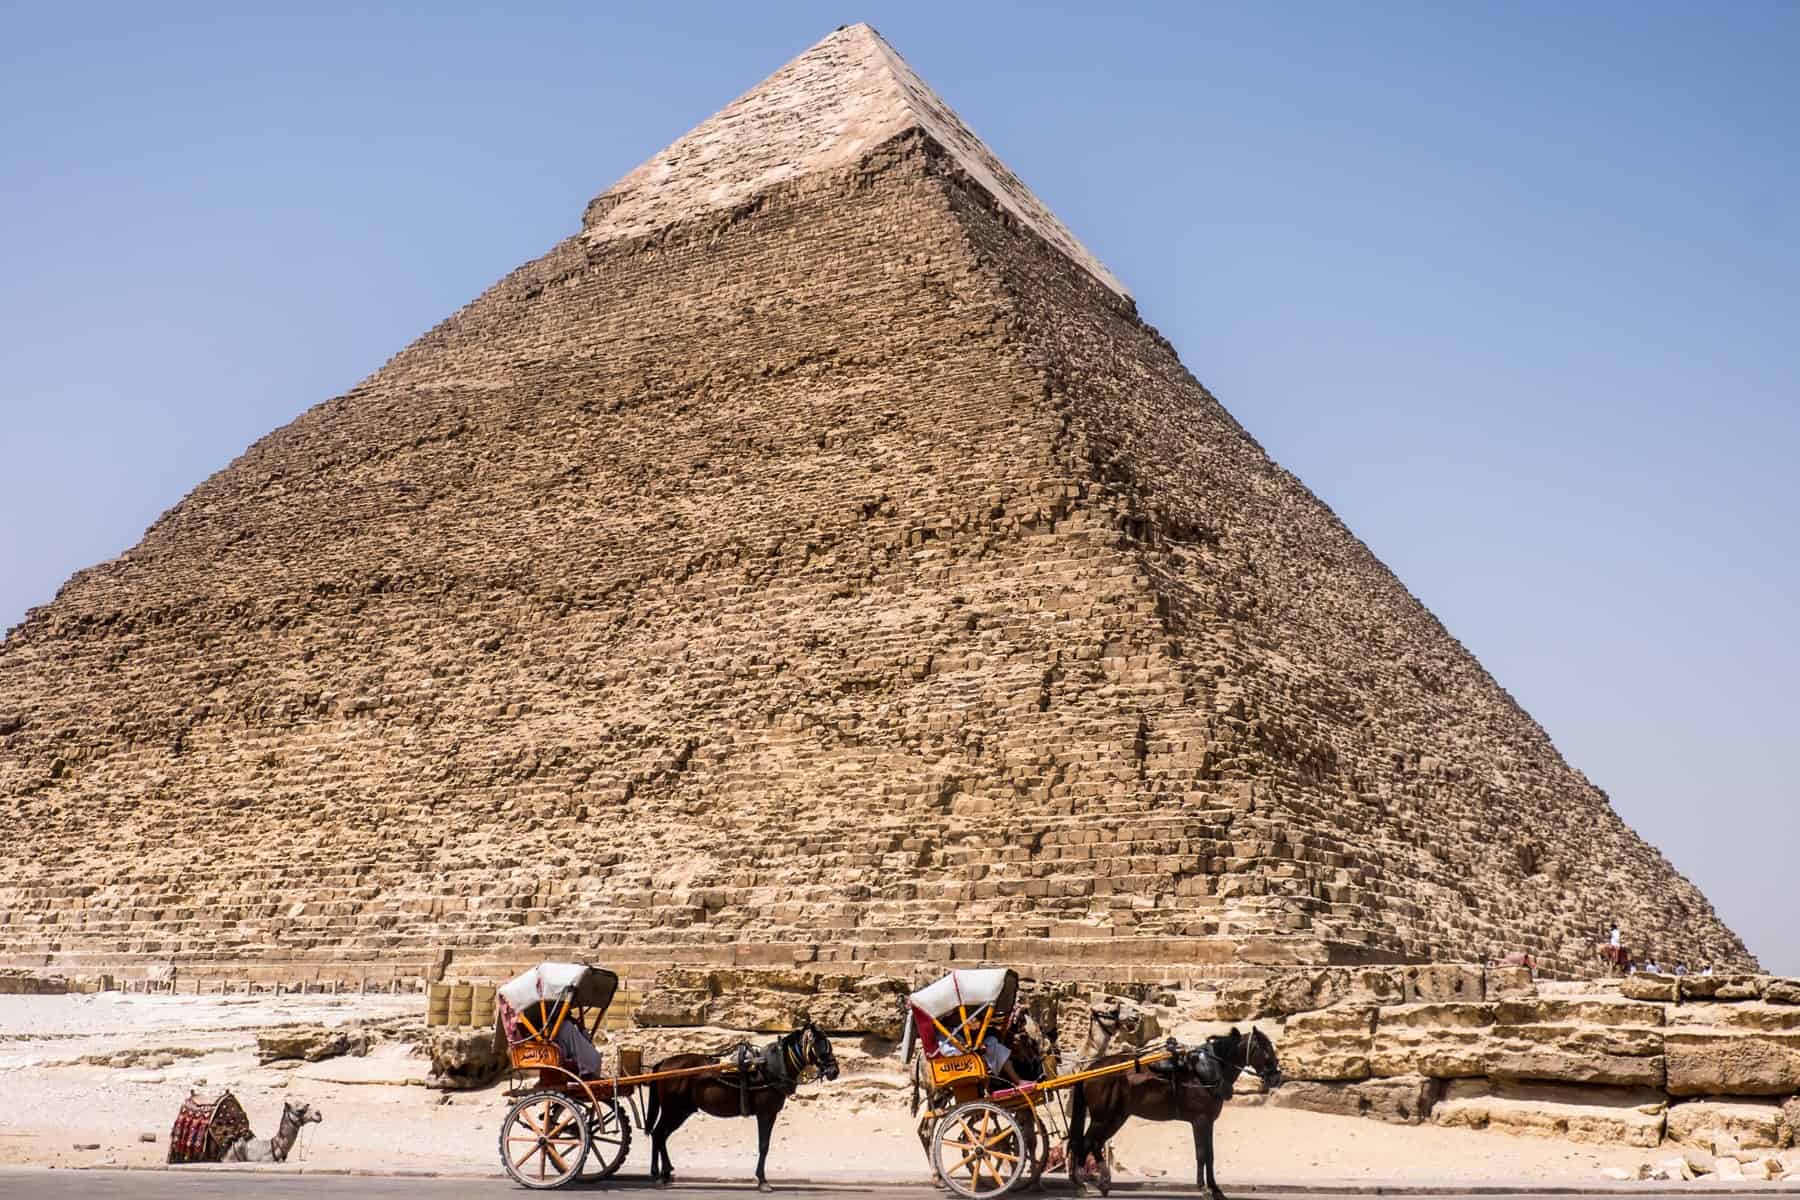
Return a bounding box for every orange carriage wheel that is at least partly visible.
[931,1099,1028,1199]
[577,1096,631,1180]
[498,1089,591,1189]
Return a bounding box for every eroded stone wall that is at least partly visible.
[0,121,1753,981]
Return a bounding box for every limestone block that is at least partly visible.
[1683,1145,1717,1175]
[1764,978,1800,1006]
[632,968,905,1036]
[1266,1075,1439,1125]
[1680,975,1763,1002]
[1404,964,1484,1004]
[1665,1098,1788,1150]
[424,1026,504,1090]
[1431,1078,1667,1148]
[1649,1155,1694,1181]
[1370,1003,1494,1079]
[1665,1002,1800,1033]
[1281,1006,1377,1081]
[1621,975,1678,1002]
[256,1025,372,1063]
[1213,970,1387,1021]
[1486,1001,1665,1087]
[1486,966,1535,999]
[1665,1030,1800,1097]
[1493,998,1664,1028]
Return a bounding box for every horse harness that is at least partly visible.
[725,1034,806,1115]
[1141,1037,1237,1103]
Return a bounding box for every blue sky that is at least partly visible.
[3,2,1795,971]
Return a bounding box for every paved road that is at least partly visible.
[0,1177,1744,1200]
[5,1174,907,1199]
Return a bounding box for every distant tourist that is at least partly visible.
[1645,958,1662,975]
[1674,962,1688,976]
[1609,922,1622,949]
[1703,964,1715,976]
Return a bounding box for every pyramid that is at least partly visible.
[0,25,1753,985]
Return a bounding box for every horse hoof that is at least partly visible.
[758,1184,774,1194]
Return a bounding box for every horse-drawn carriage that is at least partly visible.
[903,968,1281,1199]
[495,961,837,1191]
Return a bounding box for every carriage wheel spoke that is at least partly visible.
[541,1106,573,1142]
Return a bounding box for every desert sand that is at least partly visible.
[0,994,1662,1183]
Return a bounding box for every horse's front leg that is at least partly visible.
[1191,1118,1206,1191]
[754,1102,781,1192]
[652,1103,694,1185]
[1203,1117,1226,1200]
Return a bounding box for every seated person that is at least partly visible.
[553,1013,602,1078]
[979,1030,1026,1087]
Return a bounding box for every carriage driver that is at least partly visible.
[552,1011,602,1077]
[979,1011,1028,1087]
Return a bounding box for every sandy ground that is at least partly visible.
[0,995,1662,1184]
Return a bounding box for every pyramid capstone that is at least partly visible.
[0,25,1752,987]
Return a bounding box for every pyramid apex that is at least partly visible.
[583,24,1127,297]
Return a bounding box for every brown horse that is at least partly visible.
[1598,943,1633,975]
[1067,1028,1281,1199]
[645,1020,838,1192]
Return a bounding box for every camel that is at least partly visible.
[221,1101,322,1163]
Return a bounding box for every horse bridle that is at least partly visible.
[784,1022,835,1082]
[1209,1031,1278,1085]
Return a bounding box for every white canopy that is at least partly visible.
[901,968,1019,1063]
[498,962,620,1014]
[908,968,1017,1019]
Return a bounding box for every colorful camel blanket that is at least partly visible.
[167,1089,252,1163]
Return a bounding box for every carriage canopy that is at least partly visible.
[903,968,1019,1060]
[497,962,619,1045]
[908,968,1017,1019]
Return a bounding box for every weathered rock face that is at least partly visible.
[634,968,907,1038]
[256,1025,372,1064]
[1664,1004,1800,1097]
[1269,1075,1439,1125]
[1252,977,1800,1146]
[0,971,69,995]
[0,24,1755,983]
[1214,969,1404,1022]
[1665,1099,1791,1150]
[1485,999,1665,1089]
[1433,1079,1668,1148]
[1281,1005,1377,1081]
[424,1026,505,1090]
[1369,1004,1494,1079]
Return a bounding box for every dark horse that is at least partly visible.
[1067,1027,1281,1199]
[645,1019,839,1192]
[1598,943,1633,975]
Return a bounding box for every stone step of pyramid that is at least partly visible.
[0,23,1754,983]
